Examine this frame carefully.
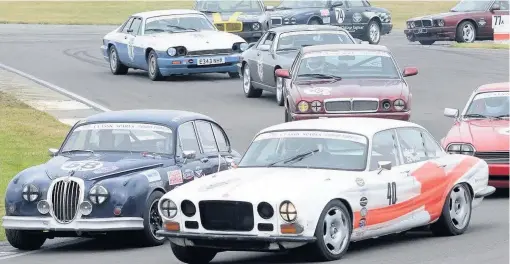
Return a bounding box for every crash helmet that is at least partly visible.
[483,94,509,115]
[305,56,325,71]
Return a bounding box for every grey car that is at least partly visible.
[193,0,273,42]
[239,25,357,106]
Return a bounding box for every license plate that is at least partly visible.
[415,28,427,34]
[197,57,225,65]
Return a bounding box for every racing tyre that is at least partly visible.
[419,40,435,45]
[431,183,472,236]
[109,46,128,75]
[148,50,164,81]
[242,64,262,98]
[135,191,166,247]
[275,76,284,106]
[366,20,381,44]
[308,18,321,25]
[455,21,476,43]
[284,108,292,122]
[171,243,217,264]
[307,200,352,261]
[228,72,240,78]
[6,229,46,250]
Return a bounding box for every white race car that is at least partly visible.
[156,118,495,263]
[100,9,248,81]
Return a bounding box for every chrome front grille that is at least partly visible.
[271,17,282,26]
[187,49,233,56]
[421,19,432,27]
[324,99,379,113]
[414,20,423,27]
[475,151,510,164]
[51,179,81,223]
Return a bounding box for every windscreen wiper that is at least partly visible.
[167,25,197,31]
[297,73,342,80]
[60,149,95,155]
[266,149,319,167]
[463,113,488,119]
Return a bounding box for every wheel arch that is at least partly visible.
[333,198,354,224]
[273,65,282,80]
[307,16,323,24]
[368,16,382,30]
[145,47,155,62]
[455,19,478,37]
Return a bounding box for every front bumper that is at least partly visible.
[488,163,509,188]
[2,216,144,231]
[404,26,456,42]
[100,44,108,61]
[291,111,411,121]
[157,54,242,76]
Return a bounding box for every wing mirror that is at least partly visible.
[258,44,270,51]
[491,3,501,11]
[265,5,275,11]
[182,150,196,160]
[377,161,392,174]
[331,1,344,7]
[48,148,58,157]
[402,67,418,77]
[275,69,290,79]
[444,108,459,118]
[248,42,256,49]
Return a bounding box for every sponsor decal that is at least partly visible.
[168,170,183,185]
[359,218,366,228]
[61,161,103,171]
[474,91,509,100]
[352,13,362,23]
[74,123,172,133]
[304,50,390,58]
[143,169,161,182]
[194,166,205,178]
[128,37,135,61]
[254,130,368,144]
[320,9,330,16]
[403,148,422,163]
[257,55,264,80]
[340,25,365,32]
[360,207,368,217]
[355,178,365,187]
[478,18,487,26]
[303,87,332,96]
[280,31,348,37]
[183,169,194,180]
[360,197,368,207]
[93,166,119,174]
[334,7,345,24]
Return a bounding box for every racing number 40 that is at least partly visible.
[387,182,397,205]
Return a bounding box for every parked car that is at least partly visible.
[3,109,240,250]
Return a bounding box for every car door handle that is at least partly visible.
[437,164,447,168]
[124,36,128,39]
[400,170,410,175]
[200,157,209,163]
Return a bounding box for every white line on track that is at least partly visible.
[0,239,90,261]
[0,62,111,112]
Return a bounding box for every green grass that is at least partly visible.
[451,42,510,49]
[0,1,456,29]
[0,92,69,241]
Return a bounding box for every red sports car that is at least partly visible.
[275,44,418,122]
[442,82,509,188]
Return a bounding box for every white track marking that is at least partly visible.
[58,118,81,126]
[0,239,87,261]
[24,100,91,111]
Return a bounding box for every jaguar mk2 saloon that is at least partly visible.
[101,9,248,81]
[3,110,240,250]
[275,44,418,122]
[156,118,494,263]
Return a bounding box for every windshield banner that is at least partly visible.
[474,91,509,100]
[305,50,390,58]
[254,131,367,144]
[74,123,173,133]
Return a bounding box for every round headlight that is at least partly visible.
[79,201,93,216]
[89,185,108,204]
[37,200,50,215]
[311,100,322,112]
[181,200,196,217]
[251,22,261,31]
[410,22,416,28]
[394,99,405,111]
[257,202,274,219]
[297,101,309,113]
[240,42,249,52]
[167,48,177,56]
[446,143,475,155]
[381,100,391,110]
[22,184,39,202]
[284,18,290,24]
[160,199,178,219]
[437,20,445,27]
[279,201,297,222]
[290,17,296,24]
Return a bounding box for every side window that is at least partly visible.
[256,32,269,48]
[262,33,276,46]
[211,124,229,152]
[348,0,367,7]
[177,122,201,155]
[420,129,444,158]
[396,128,429,164]
[129,18,142,35]
[195,121,219,153]
[290,52,302,74]
[121,18,134,33]
[370,129,400,171]
[496,0,509,10]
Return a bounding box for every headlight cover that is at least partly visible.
[251,22,261,30]
[436,19,445,27]
[160,199,178,219]
[167,47,177,56]
[240,42,249,52]
[22,184,39,202]
[89,185,108,204]
[446,143,475,155]
[410,21,416,28]
[311,100,322,112]
[394,99,405,111]
[279,201,297,222]
[297,101,309,113]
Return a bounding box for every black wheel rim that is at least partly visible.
[149,199,164,240]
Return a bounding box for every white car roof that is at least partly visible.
[132,9,203,19]
[258,118,425,138]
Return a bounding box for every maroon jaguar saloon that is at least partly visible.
[275,44,418,122]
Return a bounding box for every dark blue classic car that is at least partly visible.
[3,110,240,250]
[268,0,393,44]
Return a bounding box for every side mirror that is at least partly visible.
[248,42,256,49]
[402,67,418,77]
[331,1,343,7]
[444,108,459,118]
[491,3,501,11]
[48,148,58,157]
[182,150,196,159]
[258,44,270,51]
[265,5,275,11]
[275,69,290,79]
[378,161,392,171]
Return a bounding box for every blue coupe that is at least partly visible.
[3,110,240,250]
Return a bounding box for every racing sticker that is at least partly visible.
[352,13,362,23]
[473,91,509,100]
[254,131,368,144]
[182,169,194,180]
[61,161,103,171]
[257,55,264,80]
[304,50,390,58]
[360,197,368,207]
[359,218,367,228]
[143,169,161,183]
[128,38,135,62]
[303,87,332,96]
[93,166,119,174]
[498,127,510,135]
[168,170,183,185]
[478,18,487,26]
[402,148,423,163]
[74,123,173,133]
[334,7,345,24]
[360,207,368,217]
[355,178,365,187]
[194,166,205,178]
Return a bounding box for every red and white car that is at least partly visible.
[442,82,509,188]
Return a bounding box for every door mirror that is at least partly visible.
[258,44,270,51]
[265,5,275,11]
[491,3,501,11]
[275,69,290,78]
[402,67,418,77]
[182,150,196,159]
[248,42,256,49]
[444,108,459,118]
[378,161,392,171]
[48,148,58,157]
[331,1,343,7]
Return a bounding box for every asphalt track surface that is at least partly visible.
[0,24,509,264]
